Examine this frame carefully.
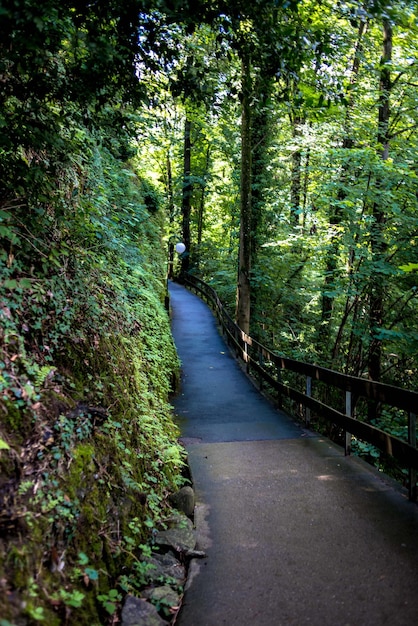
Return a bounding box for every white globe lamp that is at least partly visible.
[175,242,186,254]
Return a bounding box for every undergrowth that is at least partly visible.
[0,140,185,624]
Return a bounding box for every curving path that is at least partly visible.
[169,281,418,626]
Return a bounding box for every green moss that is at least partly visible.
[2,400,25,437]
[7,545,31,589]
[0,150,185,624]
[69,444,95,485]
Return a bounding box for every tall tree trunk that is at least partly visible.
[368,19,392,381]
[251,97,269,264]
[166,150,175,279]
[290,113,303,227]
[196,145,210,269]
[250,75,274,331]
[236,52,252,334]
[181,118,192,274]
[302,145,311,232]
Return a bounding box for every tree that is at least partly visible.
[367,16,392,382]
[228,1,303,332]
[181,117,192,273]
[186,0,418,391]
[236,46,253,333]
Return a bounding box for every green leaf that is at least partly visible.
[0,224,14,238]
[399,263,418,273]
[84,567,99,581]
[0,438,10,451]
[78,552,89,565]
[19,278,33,289]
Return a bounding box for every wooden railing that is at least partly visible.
[181,273,418,501]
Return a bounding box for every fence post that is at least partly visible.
[258,348,263,391]
[408,412,417,501]
[276,365,282,409]
[244,340,249,374]
[305,376,312,427]
[235,327,240,359]
[345,391,352,456]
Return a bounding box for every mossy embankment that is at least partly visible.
[0,144,186,624]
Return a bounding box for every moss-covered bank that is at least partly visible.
[0,143,185,624]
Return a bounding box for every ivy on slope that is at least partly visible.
[0,141,185,625]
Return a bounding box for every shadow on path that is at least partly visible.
[169,281,418,626]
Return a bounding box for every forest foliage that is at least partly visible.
[144,0,418,390]
[1,0,418,623]
[0,2,188,624]
[136,0,418,471]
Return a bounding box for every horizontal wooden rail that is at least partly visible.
[181,273,418,500]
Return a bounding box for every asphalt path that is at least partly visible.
[169,281,418,626]
[170,281,303,443]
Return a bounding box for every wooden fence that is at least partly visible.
[181,273,418,501]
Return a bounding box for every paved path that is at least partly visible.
[169,281,418,626]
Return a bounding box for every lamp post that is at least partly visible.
[165,240,186,310]
[167,240,186,280]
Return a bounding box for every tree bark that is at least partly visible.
[166,150,175,279]
[181,118,192,274]
[368,19,392,382]
[249,75,276,334]
[236,53,252,334]
[196,144,210,269]
[290,112,303,227]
